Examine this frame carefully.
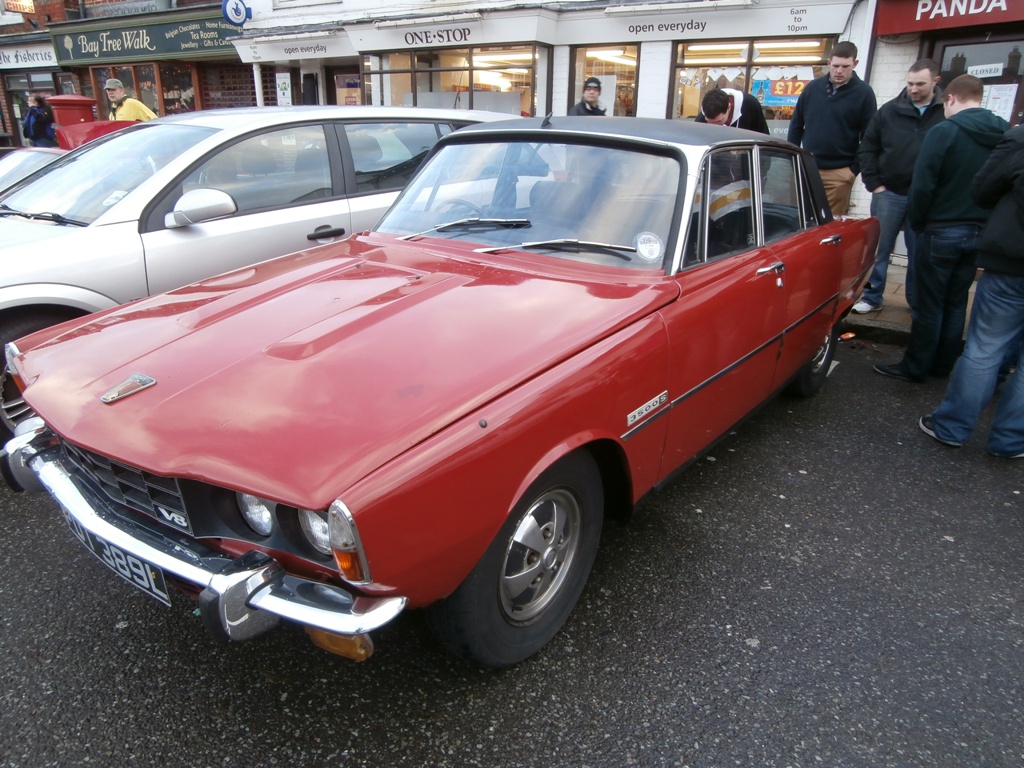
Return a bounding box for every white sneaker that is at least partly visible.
[852,300,881,314]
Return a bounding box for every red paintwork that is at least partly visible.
[56,121,134,149]
[16,213,877,607]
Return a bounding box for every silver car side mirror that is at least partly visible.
[165,188,237,229]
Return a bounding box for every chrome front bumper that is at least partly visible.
[3,425,406,643]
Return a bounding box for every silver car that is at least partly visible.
[0,106,509,431]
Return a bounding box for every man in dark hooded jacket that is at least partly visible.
[874,75,1009,383]
[919,124,1024,459]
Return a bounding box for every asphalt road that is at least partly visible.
[1,339,1021,768]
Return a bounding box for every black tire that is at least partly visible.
[0,310,78,437]
[425,451,604,668]
[786,323,838,398]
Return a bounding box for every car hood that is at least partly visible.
[0,215,91,250]
[17,234,677,509]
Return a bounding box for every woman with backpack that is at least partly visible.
[22,95,57,148]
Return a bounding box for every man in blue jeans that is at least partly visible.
[920,125,1024,458]
[874,75,1008,383]
[854,59,945,313]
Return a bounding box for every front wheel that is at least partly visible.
[786,323,838,397]
[425,452,604,668]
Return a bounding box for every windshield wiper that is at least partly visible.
[476,238,636,260]
[24,211,87,227]
[0,205,87,226]
[0,204,32,219]
[399,217,531,241]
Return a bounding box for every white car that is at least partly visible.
[0,147,65,195]
[0,105,509,431]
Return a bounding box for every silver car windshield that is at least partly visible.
[376,140,681,271]
[1,124,216,225]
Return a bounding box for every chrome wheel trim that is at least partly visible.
[499,487,581,623]
[808,328,834,376]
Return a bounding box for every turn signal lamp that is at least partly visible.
[305,627,374,661]
[4,342,25,393]
[328,500,369,583]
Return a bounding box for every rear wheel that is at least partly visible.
[426,452,604,668]
[786,323,838,397]
[0,310,79,437]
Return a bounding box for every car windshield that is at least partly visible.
[0,149,62,193]
[376,139,682,271]
[0,124,216,225]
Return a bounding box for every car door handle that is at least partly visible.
[307,225,346,241]
[819,234,842,245]
[756,262,786,275]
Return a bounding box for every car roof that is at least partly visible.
[452,116,793,149]
[151,106,515,131]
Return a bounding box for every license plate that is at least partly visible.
[63,508,171,606]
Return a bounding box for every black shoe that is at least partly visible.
[919,415,962,447]
[874,362,922,382]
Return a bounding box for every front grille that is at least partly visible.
[60,440,187,523]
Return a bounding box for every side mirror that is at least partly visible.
[164,188,237,229]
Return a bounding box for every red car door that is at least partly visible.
[758,147,842,391]
[657,147,788,477]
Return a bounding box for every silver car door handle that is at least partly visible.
[756,262,786,275]
[819,234,842,245]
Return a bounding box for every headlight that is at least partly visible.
[298,509,331,555]
[328,500,369,583]
[236,493,274,536]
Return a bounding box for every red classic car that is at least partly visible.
[2,118,878,668]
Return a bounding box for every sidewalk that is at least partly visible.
[839,262,977,346]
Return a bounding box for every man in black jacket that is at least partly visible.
[919,125,1024,459]
[695,88,769,134]
[854,59,944,313]
[569,77,606,116]
[787,41,876,215]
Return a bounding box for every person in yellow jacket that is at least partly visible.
[104,78,156,121]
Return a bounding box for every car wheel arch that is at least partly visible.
[508,438,633,528]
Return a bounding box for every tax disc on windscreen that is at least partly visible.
[633,232,663,263]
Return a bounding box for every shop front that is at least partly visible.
[47,10,273,118]
[227,1,869,123]
[0,34,61,147]
[873,0,1024,127]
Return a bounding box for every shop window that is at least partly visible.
[361,44,541,116]
[200,65,277,109]
[933,37,1024,126]
[570,45,638,117]
[673,38,833,138]
[160,64,197,114]
[93,65,158,117]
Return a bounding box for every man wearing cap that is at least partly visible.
[104,78,156,122]
[569,77,606,116]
